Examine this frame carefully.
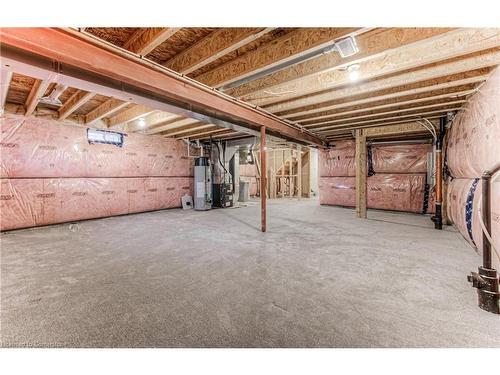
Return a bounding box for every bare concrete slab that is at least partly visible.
[1,199,499,347]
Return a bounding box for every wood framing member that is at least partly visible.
[324,118,440,138]
[163,123,212,137]
[0,70,13,112]
[194,27,362,87]
[260,126,267,232]
[59,90,96,120]
[227,27,455,98]
[355,129,367,219]
[166,28,274,74]
[0,28,324,146]
[128,111,182,132]
[84,98,129,124]
[106,104,154,128]
[315,107,462,133]
[248,29,500,107]
[277,66,494,118]
[148,118,202,135]
[123,28,180,56]
[185,128,235,140]
[297,145,302,199]
[25,78,51,116]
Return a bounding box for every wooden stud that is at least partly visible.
[194,27,361,87]
[25,79,51,116]
[261,126,267,232]
[0,70,13,113]
[166,28,274,74]
[297,145,302,199]
[84,98,129,124]
[123,28,180,56]
[59,90,96,120]
[355,129,367,219]
[227,27,455,98]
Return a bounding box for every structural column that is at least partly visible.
[355,129,367,218]
[260,126,267,232]
[297,145,302,199]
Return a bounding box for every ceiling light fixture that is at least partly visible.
[137,117,146,127]
[347,64,360,81]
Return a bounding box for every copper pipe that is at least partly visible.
[261,126,267,233]
[434,116,446,229]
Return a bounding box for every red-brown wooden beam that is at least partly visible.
[260,126,267,233]
[0,28,323,147]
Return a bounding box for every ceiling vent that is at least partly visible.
[39,84,67,107]
[335,36,360,58]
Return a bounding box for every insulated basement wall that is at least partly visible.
[239,163,258,196]
[0,114,194,231]
[445,67,500,271]
[319,141,433,214]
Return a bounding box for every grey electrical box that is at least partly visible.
[194,157,212,211]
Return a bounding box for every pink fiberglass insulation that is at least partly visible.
[447,178,500,271]
[446,68,500,179]
[0,177,193,231]
[319,140,356,177]
[371,143,431,174]
[0,114,193,178]
[319,174,430,213]
[239,163,258,196]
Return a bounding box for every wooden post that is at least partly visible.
[260,126,267,232]
[355,129,367,218]
[297,145,302,199]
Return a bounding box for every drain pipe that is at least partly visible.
[468,163,500,314]
[433,116,446,230]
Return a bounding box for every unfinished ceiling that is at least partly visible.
[1,27,499,143]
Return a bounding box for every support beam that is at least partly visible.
[148,118,202,135]
[361,121,435,138]
[0,70,13,113]
[297,145,302,199]
[106,104,154,128]
[194,27,361,87]
[227,27,454,98]
[260,126,267,232]
[355,129,367,219]
[0,28,324,146]
[248,28,500,108]
[166,28,273,74]
[84,98,129,124]
[123,28,179,56]
[25,78,51,116]
[58,90,96,120]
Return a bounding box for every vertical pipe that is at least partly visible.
[260,126,267,233]
[434,116,446,229]
[482,171,492,269]
[355,129,367,218]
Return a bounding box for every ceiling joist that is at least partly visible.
[85,98,129,124]
[123,28,180,56]
[106,104,154,128]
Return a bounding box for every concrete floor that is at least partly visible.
[1,199,499,348]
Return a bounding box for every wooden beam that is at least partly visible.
[123,28,179,56]
[179,127,230,139]
[355,129,367,219]
[227,27,455,98]
[303,99,467,128]
[297,145,302,199]
[127,111,182,132]
[0,28,324,146]
[363,122,434,138]
[106,104,154,128]
[261,126,267,232]
[315,107,462,133]
[291,82,480,123]
[279,67,492,118]
[25,79,51,116]
[58,90,96,120]
[162,123,212,137]
[0,70,13,112]
[84,98,129,124]
[323,118,440,138]
[194,27,361,87]
[166,28,274,74]
[147,118,202,135]
[248,28,500,108]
